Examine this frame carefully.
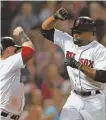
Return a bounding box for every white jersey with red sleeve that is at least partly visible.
[0,52,25,115]
[53,29,106,91]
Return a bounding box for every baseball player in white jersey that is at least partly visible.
[0,26,35,120]
[40,8,106,120]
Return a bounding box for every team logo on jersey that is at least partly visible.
[80,58,94,68]
[66,51,94,68]
[66,51,76,58]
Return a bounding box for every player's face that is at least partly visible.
[73,32,92,39]
[6,46,17,56]
[73,32,93,45]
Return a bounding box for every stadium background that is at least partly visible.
[1,1,106,120]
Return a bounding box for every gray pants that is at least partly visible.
[59,91,106,120]
[59,107,84,120]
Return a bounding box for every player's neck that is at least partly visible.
[78,40,92,47]
[0,54,10,60]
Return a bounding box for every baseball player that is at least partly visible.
[40,8,106,120]
[0,26,35,120]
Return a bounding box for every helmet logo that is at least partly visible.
[75,20,80,26]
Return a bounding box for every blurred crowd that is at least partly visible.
[1,1,106,120]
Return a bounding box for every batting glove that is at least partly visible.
[64,57,82,69]
[54,7,68,21]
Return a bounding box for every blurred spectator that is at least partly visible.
[35,48,52,88]
[20,89,43,120]
[39,1,53,22]
[10,2,40,37]
[53,45,64,74]
[41,64,64,100]
[1,1,12,36]
[8,1,21,17]
[61,80,71,96]
[79,1,90,17]
[71,1,82,18]
[34,39,57,88]
[20,57,36,84]
[54,1,63,12]
[51,88,64,112]
[101,34,106,47]
[26,57,36,82]
[20,57,36,110]
[42,99,60,120]
[31,27,45,52]
[89,2,106,42]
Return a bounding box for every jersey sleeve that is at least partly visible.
[94,47,106,70]
[54,29,73,50]
[7,52,25,72]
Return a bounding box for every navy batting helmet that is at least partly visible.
[1,37,21,53]
[71,16,96,35]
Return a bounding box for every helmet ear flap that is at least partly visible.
[1,39,4,54]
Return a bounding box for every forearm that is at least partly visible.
[42,16,58,30]
[19,31,30,44]
[80,65,96,80]
[79,65,106,83]
[19,31,34,49]
[15,28,35,64]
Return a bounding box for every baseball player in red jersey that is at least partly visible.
[40,8,106,120]
[0,26,35,120]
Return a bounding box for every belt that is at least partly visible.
[74,90,100,97]
[1,111,20,120]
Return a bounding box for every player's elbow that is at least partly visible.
[22,41,35,50]
[40,28,54,42]
[95,70,106,83]
[21,46,35,64]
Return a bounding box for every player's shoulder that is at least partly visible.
[54,28,73,39]
[92,40,106,57]
[10,52,22,60]
[0,53,20,66]
[3,52,21,62]
[93,40,106,51]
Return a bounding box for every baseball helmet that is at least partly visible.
[71,16,96,35]
[1,37,22,53]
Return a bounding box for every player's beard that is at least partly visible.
[73,38,84,46]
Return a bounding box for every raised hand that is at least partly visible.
[54,7,68,21]
[13,26,24,36]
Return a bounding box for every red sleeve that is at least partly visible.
[21,46,35,64]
